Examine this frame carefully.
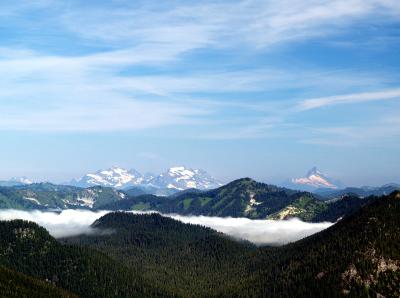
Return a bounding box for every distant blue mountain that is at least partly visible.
[316,183,400,200]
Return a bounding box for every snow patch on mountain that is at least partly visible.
[244,193,262,214]
[24,197,41,205]
[76,197,95,208]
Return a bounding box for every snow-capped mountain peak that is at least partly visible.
[69,165,223,191]
[284,167,343,191]
[153,166,222,190]
[10,177,33,184]
[71,166,145,189]
[168,166,196,180]
[292,167,336,189]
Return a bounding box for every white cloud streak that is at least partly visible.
[298,88,400,110]
[0,209,333,245]
[59,0,400,49]
[0,49,213,132]
[0,0,399,142]
[0,46,391,133]
[300,115,400,146]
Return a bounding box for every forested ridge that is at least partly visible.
[103,178,323,219]
[0,183,125,210]
[0,220,167,297]
[0,178,381,223]
[103,178,378,222]
[219,191,400,297]
[0,266,77,298]
[0,191,398,297]
[63,212,255,297]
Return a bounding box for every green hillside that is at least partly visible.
[63,212,254,297]
[0,179,380,223]
[66,191,400,297]
[104,178,325,220]
[0,219,166,298]
[220,191,400,297]
[0,191,398,297]
[0,183,126,210]
[0,266,77,298]
[104,178,376,222]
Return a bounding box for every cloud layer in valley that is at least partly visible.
[0,209,109,238]
[169,214,333,245]
[0,209,333,245]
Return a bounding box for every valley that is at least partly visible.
[0,191,398,297]
[1,1,399,296]
[0,169,398,296]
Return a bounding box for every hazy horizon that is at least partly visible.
[0,164,398,188]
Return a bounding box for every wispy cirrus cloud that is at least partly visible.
[301,115,400,147]
[298,88,400,111]
[0,48,213,132]
[1,44,393,133]
[0,0,399,145]
[59,0,400,49]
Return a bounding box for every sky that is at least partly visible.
[0,0,399,186]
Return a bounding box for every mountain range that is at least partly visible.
[68,166,223,192]
[315,183,400,199]
[0,177,399,223]
[2,166,398,199]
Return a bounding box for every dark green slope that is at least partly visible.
[0,219,165,298]
[312,194,377,222]
[63,212,254,297]
[0,266,77,298]
[0,183,126,209]
[101,194,166,211]
[220,191,400,297]
[124,185,179,197]
[161,178,317,218]
[65,192,400,297]
[2,191,397,297]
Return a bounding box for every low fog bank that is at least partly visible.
[0,209,109,238]
[0,209,333,245]
[169,214,333,245]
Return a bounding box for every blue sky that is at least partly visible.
[0,0,399,186]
